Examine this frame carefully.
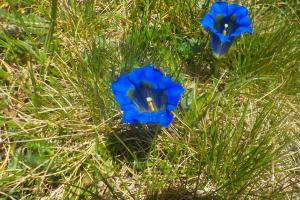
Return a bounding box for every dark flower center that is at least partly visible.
[214,14,237,36]
[127,82,167,112]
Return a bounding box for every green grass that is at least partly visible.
[0,0,299,199]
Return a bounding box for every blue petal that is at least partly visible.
[128,65,163,89]
[165,83,184,110]
[228,4,241,16]
[211,31,231,44]
[122,104,139,123]
[113,91,133,108]
[232,5,249,18]
[136,111,174,127]
[111,74,135,93]
[138,112,159,123]
[159,111,174,127]
[200,13,215,30]
[137,111,162,124]
[111,75,135,107]
[210,2,229,18]
[235,16,251,26]
[211,33,234,56]
[123,108,175,127]
[158,76,175,90]
[230,26,252,37]
[123,110,137,123]
[122,103,137,112]
[126,66,144,86]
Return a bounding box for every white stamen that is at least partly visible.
[223,24,229,35]
[146,97,155,111]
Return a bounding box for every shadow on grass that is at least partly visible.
[183,40,216,81]
[185,54,214,81]
[106,125,160,163]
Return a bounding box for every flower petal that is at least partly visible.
[136,111,162,124]
[210,2,229,18]
[232,5,249,18]
[113,91,133,108]
[128,65,163,89]
[235,16,251,26]
[211,31,231,44]
[134,111,173,127]
[158,76,175,90]
[159,111,174,127]
[165,83,184,110]
[228,4,241,16]
[200,13,215,30]
[111,75,135,107]
[211,33,234,56]
[122,104,139,123]
[123,112,137,123]
[230,26,252,37]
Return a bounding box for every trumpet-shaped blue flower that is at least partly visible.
[200,2,253,56]
[111,65,184,127]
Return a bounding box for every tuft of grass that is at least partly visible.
[0,0,299,199]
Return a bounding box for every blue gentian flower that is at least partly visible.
[200,2,253,56]
[111,65,184,127]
